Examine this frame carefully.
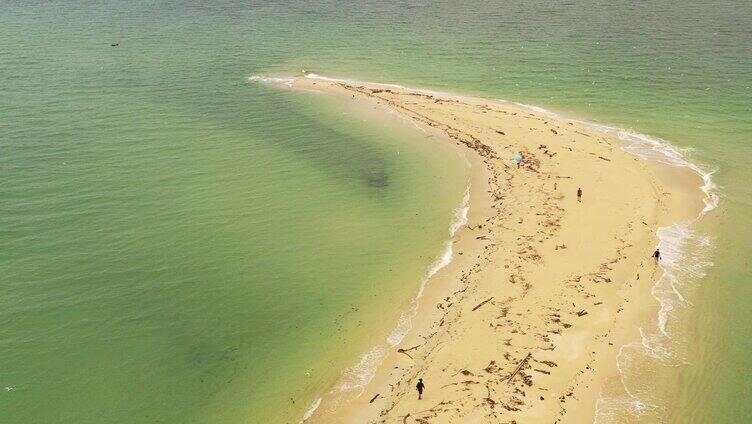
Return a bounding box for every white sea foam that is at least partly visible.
[387,186,470,346]
[615,130,718,217]
[300,397,322,423]
[450,188,471,235]
[337,346,387,393]
[330,186,471,406]
[247,75,295,87]
[594,221,714,423]
[298,185,471,422]
[595,382,654,419]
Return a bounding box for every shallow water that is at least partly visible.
[2,1,750,422]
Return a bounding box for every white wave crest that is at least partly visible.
[594,223,714,423]
[247,75,295,87]
[387,186,470,346]
[300,397,322,423]
[337,347,386,393]
[301,185,471,422]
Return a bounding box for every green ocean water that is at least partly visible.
[2,1,750,423]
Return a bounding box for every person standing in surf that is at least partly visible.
[416,378,425,400]
[653,248,661,262]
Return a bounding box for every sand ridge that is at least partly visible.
[270,76,703,423]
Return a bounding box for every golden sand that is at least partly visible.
[273,76,704,423]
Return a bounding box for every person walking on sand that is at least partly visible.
[577,187,582,202]
[416,378,425,400]
[653,248,661,262]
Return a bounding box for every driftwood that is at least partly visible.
[369,393,380,403]
[576,310,588,317]
[506,353,532,384]
[472,297,494,311]
[484,382,496,408]
[397,345,420,359]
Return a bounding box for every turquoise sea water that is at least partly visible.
[2,1,750,422]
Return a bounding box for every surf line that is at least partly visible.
[300,186,470,422]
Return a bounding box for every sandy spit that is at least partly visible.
[262,75,705,424]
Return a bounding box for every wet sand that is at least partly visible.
[265,76,705,423]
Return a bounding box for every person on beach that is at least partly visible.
[416,378,425,400]
[653,248,661,262]
[577,187,582,202]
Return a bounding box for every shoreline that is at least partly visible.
[251,74,714,423]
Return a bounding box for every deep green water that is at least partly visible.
[2,1,750,423]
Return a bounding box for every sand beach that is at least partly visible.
[256,75,709,423]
